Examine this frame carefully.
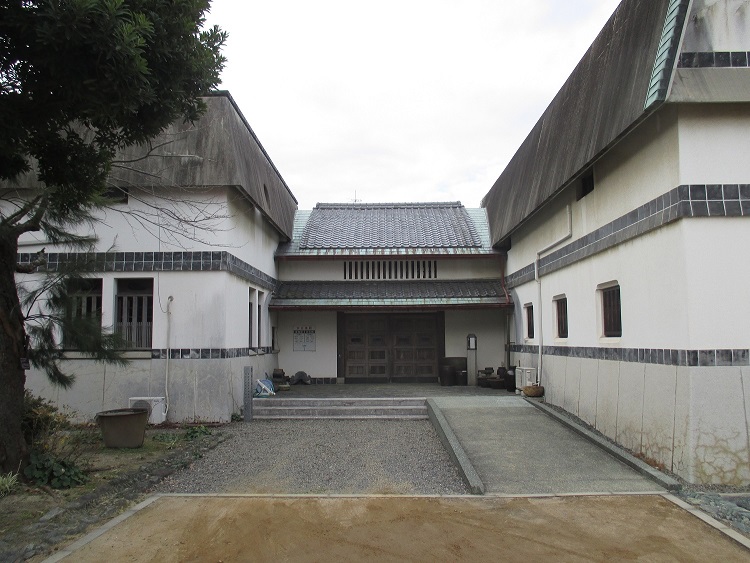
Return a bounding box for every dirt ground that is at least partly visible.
[0,428,182,537]
[63,494,748,562]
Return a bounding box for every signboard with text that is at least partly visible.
[293,326,316,351]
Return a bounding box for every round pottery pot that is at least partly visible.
[95,408,149,448]
[522,385,545,398]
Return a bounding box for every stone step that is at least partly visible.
[253,397,427,408]
[250,397,428,420]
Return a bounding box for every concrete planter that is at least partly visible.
[95,408,149,448]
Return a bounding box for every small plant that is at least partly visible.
[184,425,211,441]
[152,432,180,450]
[231,412,242,422]
[24,451,87,489]
[0,472,19,497]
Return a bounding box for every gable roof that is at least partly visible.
[481,0,688,247]
[277,202,498,257]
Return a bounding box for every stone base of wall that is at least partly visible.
[513,352,750,486]
[26,354,279,423]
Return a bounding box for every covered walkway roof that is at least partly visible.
[270,279,511,310]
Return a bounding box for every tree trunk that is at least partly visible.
[0,229,28,474]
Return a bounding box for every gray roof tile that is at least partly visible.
[299,202,482,250]
[270,280,510,308]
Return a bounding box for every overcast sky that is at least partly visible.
[204,0,622,210]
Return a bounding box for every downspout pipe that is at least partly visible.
[535,205,572,386]
[165,296,174,418]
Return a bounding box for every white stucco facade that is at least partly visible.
[504,104,750,484]
[13,93,295,423]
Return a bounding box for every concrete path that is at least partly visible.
[431,396,663,495]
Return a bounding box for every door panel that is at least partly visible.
[344,314,439,383]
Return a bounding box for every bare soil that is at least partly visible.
[0,430,176,532]
[67,495,748,562]
[0,426,207,558]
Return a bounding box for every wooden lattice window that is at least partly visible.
[525,304,534,339]
[602,285,622,337]
[555,297,568,339]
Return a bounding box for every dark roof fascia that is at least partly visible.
[206,91,297,205]
[230,185,291,243]
[482,0,689,248]
[494,103,666,249]
[205,91,297,242]
[269,303,512,311]
[275,250,504,261]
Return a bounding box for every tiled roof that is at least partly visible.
[277,203,497,257]
[269,280,510,309]
[301,202,481,249]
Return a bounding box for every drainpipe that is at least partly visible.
[535,205,572,386]
[165,296,174,418]
[500,257,512,370]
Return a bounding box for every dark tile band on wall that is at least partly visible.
[16,251,277,291]
[508,344,750,368]
[150,347,277,360]
[678,51,750,68]
[506,183,750,288]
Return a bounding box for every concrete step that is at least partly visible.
[254,397,427,408]
[250,397,428,420]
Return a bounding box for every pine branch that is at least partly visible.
[15,249,46,274]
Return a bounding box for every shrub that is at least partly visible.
[22,390,70,448]
[22,391,89,488]
[24,451,87,489]
[0,472,19,497]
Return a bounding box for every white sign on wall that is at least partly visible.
[293,326,316,351]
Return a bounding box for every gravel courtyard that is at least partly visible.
[155,420,469,496]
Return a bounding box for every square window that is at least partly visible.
[576,171,594,201]
[602,285,622,337]
[555,297,568,338]
[525,304,535,339]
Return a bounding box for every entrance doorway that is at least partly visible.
[342,313,443,383]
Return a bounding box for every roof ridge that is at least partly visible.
[314,202,463,210]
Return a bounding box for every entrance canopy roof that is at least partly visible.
[270,280,510,310]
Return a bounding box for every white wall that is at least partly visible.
[678,104,750,183]
[25,353,278,423]
[227,192,281,277]
[503,101,750,485]
[278,257,503,281]
[507,107,680,273]
[276,311,338,378]
[682,0,750,52]
[512,222,690,351]
[17,186,228,254]
[16,185,282,281]
[445,310,508,372]
[529,352,750,485]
